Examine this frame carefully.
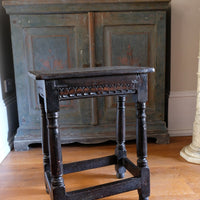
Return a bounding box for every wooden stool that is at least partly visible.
[29,66,154,200]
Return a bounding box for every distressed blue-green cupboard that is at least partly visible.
[3,0,171,151]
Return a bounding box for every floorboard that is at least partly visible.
[0,136,200,200]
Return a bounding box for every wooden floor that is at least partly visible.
[0,136,200,200]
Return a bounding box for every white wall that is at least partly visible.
[168,0,200,136]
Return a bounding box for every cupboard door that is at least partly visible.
[95,11,166,126]
[11,13,91,131]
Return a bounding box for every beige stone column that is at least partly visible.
[180,35,200,164]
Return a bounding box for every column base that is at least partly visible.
[180,143,200,164]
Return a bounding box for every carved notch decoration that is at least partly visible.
[58,79,138,100]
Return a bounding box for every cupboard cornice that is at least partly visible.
[3,0,171,14]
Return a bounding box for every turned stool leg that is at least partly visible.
[136,102,150,200]
[47,112,66,199]
[39,96,50,193]
[115,95,127,179]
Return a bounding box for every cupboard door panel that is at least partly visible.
[95,11,165,124]
[12,14,91,127]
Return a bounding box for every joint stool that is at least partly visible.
[29,66,154,200]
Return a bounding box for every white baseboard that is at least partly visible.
[0,98,10,163]
[0,95,17,163]
[168,129,193,137]
[168,91,196,137]
[0,143,10,164]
